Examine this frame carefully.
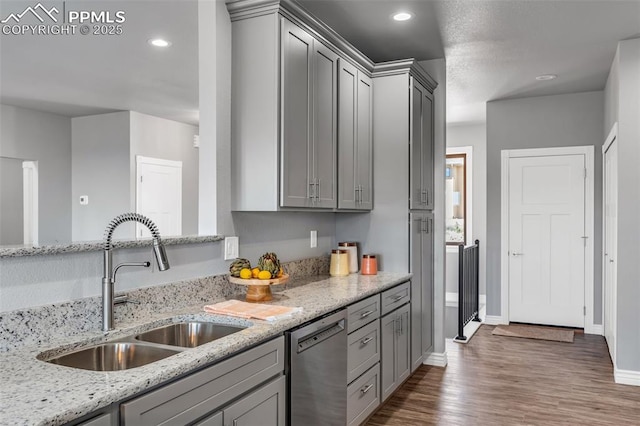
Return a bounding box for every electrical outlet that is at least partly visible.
[224,236,239,260]
[310,230,317,248]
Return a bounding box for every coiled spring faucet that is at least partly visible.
[102,213,170,331]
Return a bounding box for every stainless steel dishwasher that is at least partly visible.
[286,308,347,425]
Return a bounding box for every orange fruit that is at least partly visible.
[251,267,260,278]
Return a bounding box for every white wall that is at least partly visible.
[0,157,24,245]
[0,104,72,244]
[130,111,200,236]
[445,123,487,295]
[604,38,640,374]
[72,112,131,241]
[486,91,604,323]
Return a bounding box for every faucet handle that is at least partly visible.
[114,295,140,305]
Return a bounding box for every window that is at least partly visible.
[446,148,472,245]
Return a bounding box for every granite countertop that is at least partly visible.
[0,271,411,426]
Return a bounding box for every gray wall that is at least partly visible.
[486,91,604,322]
[130,111,200,236]
[604,38,640,373]
[0,157,24,245]
[72,112,131,241]
[445,123,487,295]
[0,104,72,244]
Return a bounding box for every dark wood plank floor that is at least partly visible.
[366,325,640,425]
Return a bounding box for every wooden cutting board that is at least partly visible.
[204,299,302,322]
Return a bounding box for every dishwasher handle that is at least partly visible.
[296,319,345,353]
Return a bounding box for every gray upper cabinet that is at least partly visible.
[409,78,435,211]
[281,20,338,209]
[338,59,373,210]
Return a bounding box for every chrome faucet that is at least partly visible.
[102,213,170,331]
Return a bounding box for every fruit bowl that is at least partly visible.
[228,274,289,302]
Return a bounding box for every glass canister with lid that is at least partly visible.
[330,249,350,276]
[361,254,378,275]
[338,242,358,273]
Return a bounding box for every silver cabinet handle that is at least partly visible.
[361,336,373,345]
[393,295,404,301]
[512,252,523,257]
[360,383,373,394]
[360,310,374,318]
[421,189,427,204]
[316,178,320,200]
[420,218,426,233]
[429,218,433,234]
[309,180,315,201]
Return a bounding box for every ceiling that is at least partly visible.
[299,0,640,124]
[0,0,199,124]
[1,1,639,126]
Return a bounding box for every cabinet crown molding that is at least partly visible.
[226,0,375,73]
[373,59,438,93]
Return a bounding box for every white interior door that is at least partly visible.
[603,137,618,363]
[136,156,182,238]
[508,154,586,327]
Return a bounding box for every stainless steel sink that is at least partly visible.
[45,342,181,371]
[135,322,245,348]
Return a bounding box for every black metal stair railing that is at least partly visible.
[455,239,481,341]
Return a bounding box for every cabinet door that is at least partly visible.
[409,78,426,210]
[422,212,434,354]
[338,59,358,209]
[312,41,338,209]
[396,303,411,385]
[355,71,373,210]
[380,311,397,402]
[409,214,424,372]
[195,411,223,426]
[223,376,286,426]
[281,20,313,208]
[421,90,434,210]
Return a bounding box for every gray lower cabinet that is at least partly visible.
[120,337,284,425]
[346,364,380,426]
[380,303,411,402]
[410,211,434,370]
[75,412,113,426]
[196,376,286,426]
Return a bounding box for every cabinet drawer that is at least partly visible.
[347,320,380,384]
[121,337,284,425]
[347,363,380,426]
[347,294,380,333]
[380,281,410,316]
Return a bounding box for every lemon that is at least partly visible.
[258,270,272,280]
[239,268,252,279]
[251,267,260,279]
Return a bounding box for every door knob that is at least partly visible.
[512,252,523,257]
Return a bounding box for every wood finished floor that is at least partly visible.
[366,325,640,425]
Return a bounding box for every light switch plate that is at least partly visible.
[310,230,317,248]
[224,236,239,260]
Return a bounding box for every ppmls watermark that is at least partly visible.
[1,2,125,36]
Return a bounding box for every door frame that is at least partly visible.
[602,123,618,362]
[500,146,596,333]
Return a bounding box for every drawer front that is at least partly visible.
[347,294,380,333]
[380,281,410,316]
[347,320,380,384]
[347,363,380,426]
[121,336,285,425]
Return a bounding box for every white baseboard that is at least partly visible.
[483,315,508,325]
[585,323,603,335]
[423,351,448,367]
[446,292,486,308]
[453,320,482,344]
[614,368,640,386]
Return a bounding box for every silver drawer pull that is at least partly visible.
[392,295,404,301]
[360,383,374,394]
[360,310,374,318]
[360,336,373,345]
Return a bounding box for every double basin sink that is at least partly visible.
[42,322,245,372]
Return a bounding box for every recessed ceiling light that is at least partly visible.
[148,38,171,48]
[535,74,557,81]
[392,12,412,21]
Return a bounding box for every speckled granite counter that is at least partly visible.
[0,271,411,425]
